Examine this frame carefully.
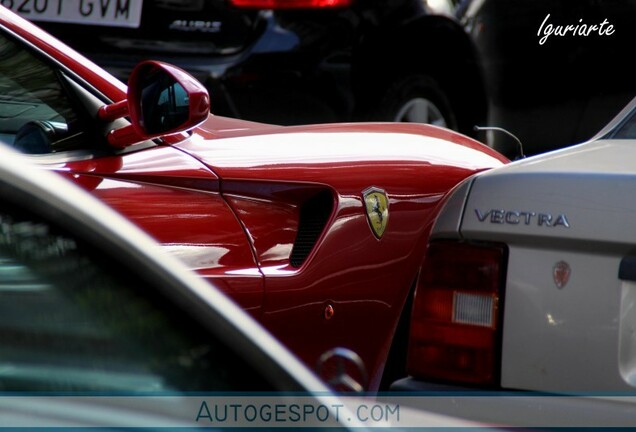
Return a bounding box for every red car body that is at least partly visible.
[0,7,508,391]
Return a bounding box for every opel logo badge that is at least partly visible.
[553,261,571,289]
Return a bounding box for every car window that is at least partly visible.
[0,32,90,154]
[0,205,273,392]
[611,110,636,139]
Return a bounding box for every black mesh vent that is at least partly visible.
[289,190,333,268]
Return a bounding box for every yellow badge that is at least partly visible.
[363,187,389,239]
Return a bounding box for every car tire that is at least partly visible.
[376,75,458,130]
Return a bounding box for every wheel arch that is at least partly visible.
[378,272,418,390]
[353,15,488,138]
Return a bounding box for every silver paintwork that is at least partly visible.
[415,117,636,425]
[461,139,636,392]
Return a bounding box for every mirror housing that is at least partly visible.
[98,61,210,148]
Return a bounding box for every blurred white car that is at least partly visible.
[393,97,636,427]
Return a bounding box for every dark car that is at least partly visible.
[458,0,636,157]
[8,0,487,138]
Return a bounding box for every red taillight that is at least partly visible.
[230,0,352,9]
[407,241,506,386]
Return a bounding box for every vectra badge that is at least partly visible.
[553,261,571,289]
[475,209,570,228]
[363,187,389,239]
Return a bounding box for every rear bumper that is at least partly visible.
[390,377,636,427]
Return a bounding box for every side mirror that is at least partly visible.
[98,61,210,148]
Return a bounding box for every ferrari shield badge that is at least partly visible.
[553,261,571,289]
[363,187,389,239]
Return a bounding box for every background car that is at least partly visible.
[0,6,508,392]
[458,0,636,157]
[8,0,488,139]
[391,92,636,426]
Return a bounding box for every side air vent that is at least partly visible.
[290,190,334,268]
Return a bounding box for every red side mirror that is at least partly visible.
[98,61,210,148]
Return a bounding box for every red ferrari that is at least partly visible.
[0,6,507,391]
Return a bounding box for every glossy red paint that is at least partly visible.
[51,146,264,314]
[0,7,509,391]
[173,127,506,389]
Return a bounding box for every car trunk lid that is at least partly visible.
[461,139,636,391]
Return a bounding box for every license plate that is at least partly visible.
[5,0,143,28]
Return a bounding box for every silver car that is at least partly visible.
[393,97,636,427]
